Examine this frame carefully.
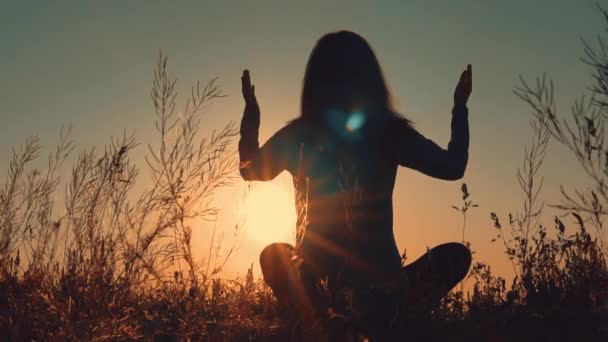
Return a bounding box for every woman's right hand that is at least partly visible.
[241,69,257,105]
[454,64,472,108]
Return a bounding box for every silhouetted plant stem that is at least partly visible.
[451,182,478,293]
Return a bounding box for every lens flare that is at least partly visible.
[346,111,365,132]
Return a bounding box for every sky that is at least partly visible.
[0,0,604,283]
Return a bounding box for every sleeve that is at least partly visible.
[238,101,291,181]
[395,105,469,180]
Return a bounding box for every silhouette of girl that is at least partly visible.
[239,30,472,334]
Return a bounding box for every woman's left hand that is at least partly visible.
[241,69,257,106]
[454,64,472,107]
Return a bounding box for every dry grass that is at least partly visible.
[0,53,280,341]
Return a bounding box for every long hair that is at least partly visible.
[297,30,412,131]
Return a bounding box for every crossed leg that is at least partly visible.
[401,242,472,309]
[259,241,472,340]
[259,242,294,310]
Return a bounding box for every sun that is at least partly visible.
[242,182,296,245]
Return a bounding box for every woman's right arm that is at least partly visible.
[239,118,291,181]
[239,70,289,181]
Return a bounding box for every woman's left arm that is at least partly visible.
[396,65,472,180]
[397,105,469,180]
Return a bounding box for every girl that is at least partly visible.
[239,30,472,335]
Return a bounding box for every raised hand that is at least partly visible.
[454,64,472,107]
[241,69,257,105]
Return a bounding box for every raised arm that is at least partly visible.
[239,70,289,181]
[395,65,472,180]
[396,105,469,180]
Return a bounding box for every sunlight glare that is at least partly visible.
[242,182,296,244]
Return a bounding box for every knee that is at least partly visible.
[451,243,472,278]
[260,243,294,270]
[259,243,294,287]
[434,242,472,278]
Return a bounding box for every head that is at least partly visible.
[298,30,410,135]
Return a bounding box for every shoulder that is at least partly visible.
[269,120,302,146]
[379,112,422,163]
[275,118,315,145]
[383,112,417,141]
[266,120,305,168]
